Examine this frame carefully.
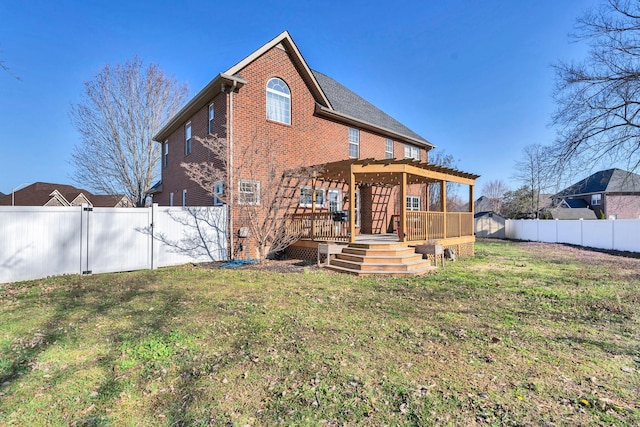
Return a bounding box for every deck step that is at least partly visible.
[325,263,435,277]
[342,247,417,257]
[335,253,424,264]
[347,242,408,250]
[324,241,435,276]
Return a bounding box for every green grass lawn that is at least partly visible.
[1,239,639,426]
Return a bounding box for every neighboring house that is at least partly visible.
[552,168,640,219]
[541,207,597,220]
[153,31,478,263]
[474,196,494,214]
[0,182,133,207]
[474,211,505,238]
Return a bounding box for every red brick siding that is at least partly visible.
[155,93,227,206]
[605,194,640,219]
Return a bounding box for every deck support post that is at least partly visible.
[441,180,447,239]
[400,172,407,242]
[349,167,356,243]
[311,174,317,240]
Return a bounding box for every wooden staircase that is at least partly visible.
[325,242,435,276]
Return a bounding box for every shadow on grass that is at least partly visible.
[0,271,207,425]
[555,334,639,357]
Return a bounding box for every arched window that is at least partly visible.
[266,77,291,124]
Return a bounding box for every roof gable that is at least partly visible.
[154,31,432,147]
[0,182,128,207]
[225,31,332,109]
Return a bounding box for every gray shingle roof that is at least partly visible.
[545,208,597,220]
[312,70,430,146]
[563,198,589,208]
[555,168,640,197]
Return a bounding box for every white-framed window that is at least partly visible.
[208,104,215,134]
[591,194,601,206]
[163,141,169,167]
[404,144,419,160]
[266,77,291,124]
[349,128,359,158]
[406,196,420,211]
[185,122,192,155]
[182,189,187,207]
[169,192,174,207]
[299,187,326,207]
[213,181,223,206]
[385,138,393,159]
[328,189,342,212]
[239,180,260,205]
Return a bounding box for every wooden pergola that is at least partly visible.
[304,158,479,243]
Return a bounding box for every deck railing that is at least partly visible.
[289,211,473,242]
[406,211,473,241]
[286,212,350,241]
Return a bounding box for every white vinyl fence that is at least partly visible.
[505,219,640,253]
[0,204,227,283]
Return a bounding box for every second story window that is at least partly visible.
[591,194,601,206]
[266,78,291,124]
[208,104,215,134]
[385,139,393,159]
[185,122,192,155]
[163,141,169,167]
[349,128,359,158]
[404,144,419,161]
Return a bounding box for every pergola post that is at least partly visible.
[349,167,356,243]
[400,172,407,242]
[441,180,447,239]
[469,184,474,213]
[311,174,317,240]
[425,183,430,211]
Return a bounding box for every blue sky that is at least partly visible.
[0,0,599,195]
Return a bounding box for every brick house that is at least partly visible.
[552,168,640,219]
[153,31,478,269]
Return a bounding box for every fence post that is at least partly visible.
[580,218,584,247]
[611,218,615,250]
[80,203,90,275]
[151,203,159,270]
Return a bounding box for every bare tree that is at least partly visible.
[183,134,314,262]
[553,0,640,172]
[70,56,187,206]
[481,179,510,214]
[428,150,461,210]
[0,59,19,80]
[513,144,554,217]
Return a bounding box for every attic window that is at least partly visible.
[266,78,291,124]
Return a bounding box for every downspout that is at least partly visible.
[226,80,238,259]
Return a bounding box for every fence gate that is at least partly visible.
[79,205,153,275]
